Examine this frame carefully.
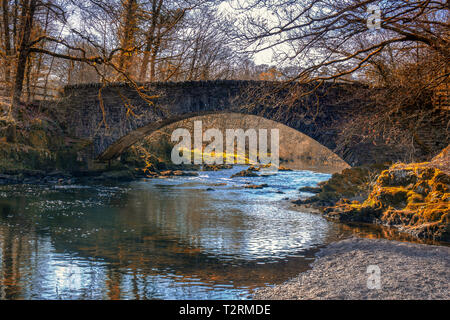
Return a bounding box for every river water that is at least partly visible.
[0,166,426,300]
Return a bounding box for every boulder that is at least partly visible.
[324,160,450,242]
[292,164,390,208]
[99,170,135,182]
[298,186,321,193]
[202,164,233,171]
[231,169,259,178]
[160,170,173,176]
[244,183,269,189]
[157,170,198,177]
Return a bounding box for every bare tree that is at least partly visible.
[233,0,448,83]
[232,0,449,161]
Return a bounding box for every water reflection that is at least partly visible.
[0,168,444,300]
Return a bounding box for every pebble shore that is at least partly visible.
[254,238,450,300]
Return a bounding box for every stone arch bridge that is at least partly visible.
[61,80,444,167]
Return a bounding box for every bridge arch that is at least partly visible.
[99,112,350,173]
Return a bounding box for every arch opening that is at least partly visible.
[101,112,350,174]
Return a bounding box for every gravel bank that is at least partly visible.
[254,238,450,300]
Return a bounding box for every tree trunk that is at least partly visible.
[149,35,161,82]
[10,0,36,115]
[32,7,50,101]
[117,0,138,79]
[139,43,152,82]
[12,0,17,49]
[139,0,163,82]
[25,54,32,102]
[2,0,11,90]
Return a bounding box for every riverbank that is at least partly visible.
[254,237,450,300]
[292,146,450,242]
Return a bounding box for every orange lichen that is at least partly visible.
[325,158,450,241]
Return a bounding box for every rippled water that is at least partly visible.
[0,167,428,300]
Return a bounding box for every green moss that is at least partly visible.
[325,159,450,242]
[28,130,48,148]
[0,142,54,172]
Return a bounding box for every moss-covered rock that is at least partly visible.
[298,186,321,193]
[0,141,55,172]
[231,169,259,178]
[293,163,389,207]
[244,183,269,189]
[324,158,450,242]
[378,168,417,186]
[202,164,233,171]
[276,166,291,171]
[27,129,49,148]
[155,170,198,177]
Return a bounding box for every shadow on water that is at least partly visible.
[0,168,446,300]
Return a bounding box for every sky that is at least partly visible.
[217,0,276,65]
[60,0,279,66]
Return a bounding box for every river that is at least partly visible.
[0,166,427,300]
